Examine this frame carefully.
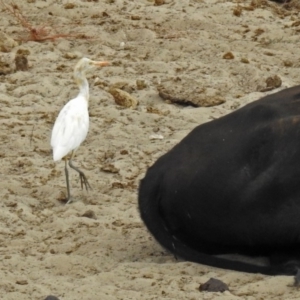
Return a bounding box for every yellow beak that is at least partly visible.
[93,61,110,67]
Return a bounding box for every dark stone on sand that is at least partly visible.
[44,296,60,300]
[269,0,290,2]
[199,278,229,292]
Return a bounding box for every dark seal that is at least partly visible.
[139,85,300,275]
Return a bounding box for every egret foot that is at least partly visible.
[69,159,92,191]
[78,170,92,191]
[62,157,92,205]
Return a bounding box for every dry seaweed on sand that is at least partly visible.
[0,1,92,42]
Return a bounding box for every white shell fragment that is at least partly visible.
[149,134,164,140]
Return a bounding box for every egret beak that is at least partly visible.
[93,61,110,67]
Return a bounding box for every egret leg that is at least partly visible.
[64,159,73,204]
[68,152,91,192]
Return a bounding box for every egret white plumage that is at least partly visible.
[51,57,109,204]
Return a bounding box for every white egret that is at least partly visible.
[51,57,109,204]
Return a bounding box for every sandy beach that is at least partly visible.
[1,0,300,299]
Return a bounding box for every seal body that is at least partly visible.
[139,85,300,275]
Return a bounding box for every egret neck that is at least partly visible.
[74,72,90,104]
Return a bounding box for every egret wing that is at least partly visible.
[51,98,89,161]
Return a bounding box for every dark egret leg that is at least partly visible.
[64,158,72,204]
[68,151,92,192]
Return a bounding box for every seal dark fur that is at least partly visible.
[139,85,300,275]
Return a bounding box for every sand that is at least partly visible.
[0,0,300,299]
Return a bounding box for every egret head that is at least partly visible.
[74,57,109,78]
